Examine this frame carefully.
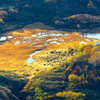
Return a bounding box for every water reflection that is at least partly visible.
[80,33,100,40]
[27,49,42,65]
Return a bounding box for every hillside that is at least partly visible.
[0,0,100,33]
[23,45,100,100]
[0,0,100,100]
[0,28,99,100]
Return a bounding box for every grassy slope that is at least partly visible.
[0,70,26,100]
[22,44,100,100]
[0,30,99,99]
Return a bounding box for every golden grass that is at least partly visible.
[0,28,99,79]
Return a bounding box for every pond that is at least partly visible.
[26,49,42,66]
[80,33,100,40]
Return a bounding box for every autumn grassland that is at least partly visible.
[0,28,99,80]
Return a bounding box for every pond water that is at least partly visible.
[0,30,100,69]
[0,36,7,41]
[14,41,20,45]
[8,36,13,39]
[27,49,42,66]
[80,33,100,40]
[80,33,100,45]
[80,41,86,44]
[25,66,28,70]
[50,41,60,45]
[85,39,91,41]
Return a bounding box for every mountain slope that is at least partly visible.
[0,0,100,33]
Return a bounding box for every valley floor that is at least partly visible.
[0,28,100,100]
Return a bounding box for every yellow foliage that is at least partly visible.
[0,11,8,16]
[56,91,85,100]
[56,92,64,97]
[55,20,59,24]
[0,28,98,80]
[70,15,76,19]
[77,44,84,52]
[68,74,78,82]
[77,24,80,28]
[0,18,3,22]
[66,66,72,71]
[73,32,80,36]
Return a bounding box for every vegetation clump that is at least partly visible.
[23,44,100,100]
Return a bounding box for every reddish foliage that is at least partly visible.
[90,71,93,75]
[73,69,77,73]
[93,68,97,72]
[84,46,91,50]
[75,65,80,69]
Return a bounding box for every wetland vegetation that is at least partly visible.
[0,0,100,100]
